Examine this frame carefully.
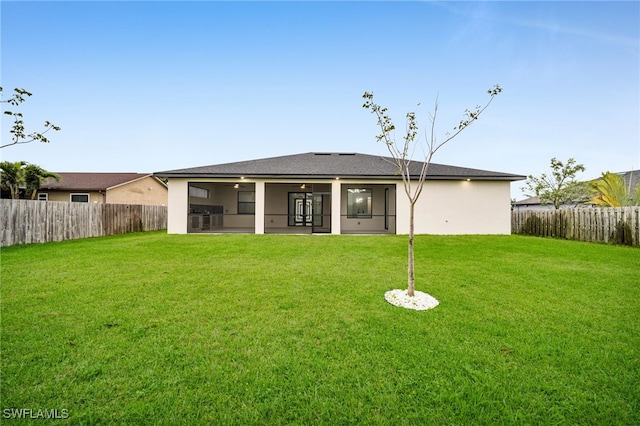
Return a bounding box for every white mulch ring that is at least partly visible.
[384,289,440,311]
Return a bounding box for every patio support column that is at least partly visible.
[254,181,265,234]
[167,179,188,234]
[331,180,341,235]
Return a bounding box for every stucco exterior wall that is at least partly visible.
[166,178,513,235]
[39,177,167,205]
[43,191,105,203]
[395,180,512,235]
[106,177,168,205]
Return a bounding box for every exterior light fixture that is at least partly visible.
[300,184,306,189]
[233,183,240,189]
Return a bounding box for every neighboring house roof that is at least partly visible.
[513,169,640,205]
[511,196,584,208]
[155,152,526,181]
[41,173,165,191]
[512,196,542,206]
[618,170,640,190]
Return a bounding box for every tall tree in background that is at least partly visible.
[23,164,60,200]
[1,87,61,149]
[362,85,502,298]
[589,171,640,207]
[523,157,587,209]
[0,161,59,199]
[0,161,27,199]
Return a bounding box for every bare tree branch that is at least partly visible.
[363,85,502,297]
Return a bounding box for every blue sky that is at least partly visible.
[2,1,638,199]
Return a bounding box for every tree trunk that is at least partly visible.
[407,201,415,296]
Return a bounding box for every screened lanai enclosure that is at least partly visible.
[187,182,397,234]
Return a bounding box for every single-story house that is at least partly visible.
[511,196,587,210]
[155,152,525,235]
[39,173,168,205]
[512,196,548,210]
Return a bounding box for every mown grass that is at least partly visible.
[1,232,638,424]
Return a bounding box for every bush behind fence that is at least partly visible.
[512,206,639,246]
[1,199,167,247]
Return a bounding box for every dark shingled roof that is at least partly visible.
[512,196,542,206]
[618,170,640,191]
[155,152,525,181]
[41,173,155,191]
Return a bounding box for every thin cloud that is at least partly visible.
[429,1,639,49]
[510,17,638,48]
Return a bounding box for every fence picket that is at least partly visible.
[0,200,167,247]
[512,207,639,246]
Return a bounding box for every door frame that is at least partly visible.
[288,192,312,227]
[287,190,331,233]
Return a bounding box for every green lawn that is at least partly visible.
[1,232,638,425]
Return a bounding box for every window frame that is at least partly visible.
[70,193,90,203]
[347,188,372,218]
[237,191,255,215]
[188,185,209,199]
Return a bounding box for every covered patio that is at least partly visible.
[186,180,396,234]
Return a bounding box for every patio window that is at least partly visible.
[347,188,372,218]
[238,191,255,214]
[189,185,209,199]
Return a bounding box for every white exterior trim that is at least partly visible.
[331,180,341,234]
[254,181,265,234]
[70,193,90,203]
[167,179,188,234]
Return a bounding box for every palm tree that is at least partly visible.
[22,164,59,199]
[0,161,59,199]
[589,172,640,207]
[0,161,27,199]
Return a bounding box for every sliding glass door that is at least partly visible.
[288,191,330,232]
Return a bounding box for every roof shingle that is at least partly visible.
[155,152,525,181]
[41,173,153,191]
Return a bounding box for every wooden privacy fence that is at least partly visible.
[512,207,640,246]
[0,199,167,247]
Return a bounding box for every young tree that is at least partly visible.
[589,171,640,207]
[522,157,586,209]
[362,85,502,298]
[1,87,61,149]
